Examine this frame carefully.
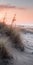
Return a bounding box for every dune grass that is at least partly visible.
[0,22,24,65]
[0,42,9,59]
[0,22,24,51]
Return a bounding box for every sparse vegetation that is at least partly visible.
[0,42,9,59]
[0,22,24,65]
[0,22,24,51]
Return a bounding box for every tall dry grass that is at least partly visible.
[0,22,24,51]
[0,22,24,65]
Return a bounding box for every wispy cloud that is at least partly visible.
[0,0,33,7]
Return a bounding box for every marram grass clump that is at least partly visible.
[0,22,24,51]
[0,35,14,65]
[0,42,9,59]
[0,22,24,65]
[9,28,24,51]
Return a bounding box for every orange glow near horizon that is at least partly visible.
[0,7,33,25]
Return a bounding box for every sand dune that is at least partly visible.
[0,22,33,65]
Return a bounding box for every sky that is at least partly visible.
[0,0,33,7]
[0,0,33,25]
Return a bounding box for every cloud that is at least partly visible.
[0,0,33,7]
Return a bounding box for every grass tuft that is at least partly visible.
[0,22,24,51]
